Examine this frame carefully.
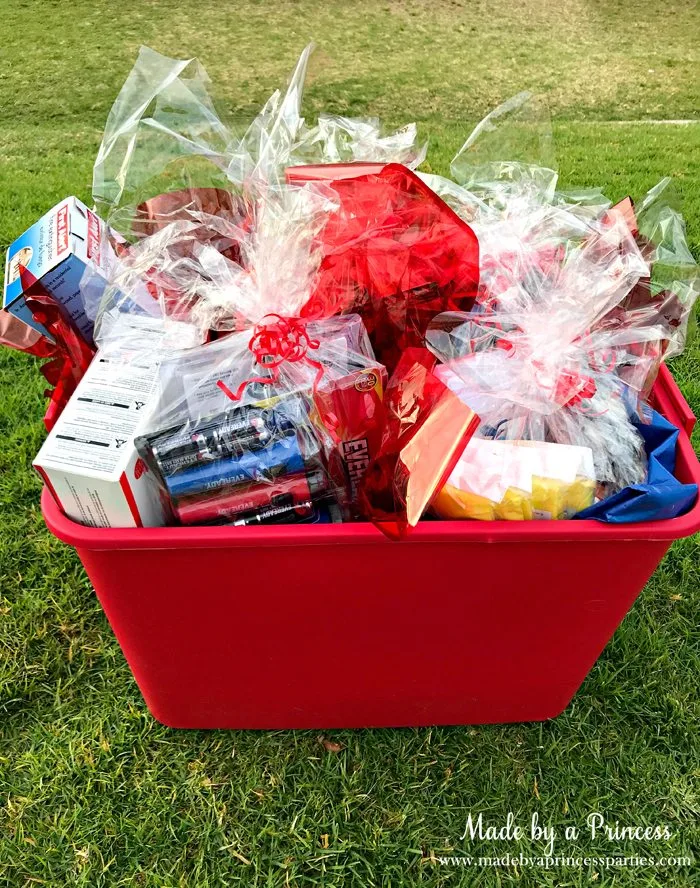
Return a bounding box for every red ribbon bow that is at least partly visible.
[216,314,326,403]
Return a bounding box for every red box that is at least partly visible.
[42,365,700,729]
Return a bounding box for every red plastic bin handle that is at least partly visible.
[653,365,696,437]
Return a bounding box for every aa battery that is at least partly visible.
[173,469,328,525]
[165,435,309,499]
[230,498,343,526]
[145,403,297,477]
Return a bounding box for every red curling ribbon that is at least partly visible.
[560,373,598,408]
[216,315,339,434]
[19,265,95,431]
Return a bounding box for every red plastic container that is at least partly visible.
[42,365,700,729]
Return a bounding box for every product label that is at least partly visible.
[56,204,69,255]
[354,370,379,393]
[181,366,306,418]
[182,370,238,417]
[37,356,160,475]
[86,209,101,264]
[342,438,371,498]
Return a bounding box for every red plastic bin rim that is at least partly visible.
[40,482,700,549]
[41,364,700,550]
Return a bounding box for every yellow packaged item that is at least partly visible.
[433,438,596,521]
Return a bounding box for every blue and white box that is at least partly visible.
[3,197,110,346]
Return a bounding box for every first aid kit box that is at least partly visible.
[34,348,166,528]
[3,197,109,345]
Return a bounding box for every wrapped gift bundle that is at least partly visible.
[3,45,697,537]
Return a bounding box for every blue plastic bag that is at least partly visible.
[575,408,697,523]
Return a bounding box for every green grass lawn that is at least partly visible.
[1,1,699,885]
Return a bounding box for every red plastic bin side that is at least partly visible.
[41,366,700,729]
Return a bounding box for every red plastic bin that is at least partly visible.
[41,365,700,729]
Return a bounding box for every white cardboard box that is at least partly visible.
[33,347,166,528]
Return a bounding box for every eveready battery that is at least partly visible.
[165,436,309,499]
[173,470,328,525]
[231,499,344,526]
[144,404,296,477]
[314,364,387,502]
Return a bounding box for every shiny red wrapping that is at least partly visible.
[303,164,480,370]
[129,187,250,331]
[359,347,480,539]
[132,187,247,264]
[286,162,388,184]
[20,268,95,431]
[0,310,55,359]
[313,364,388,508]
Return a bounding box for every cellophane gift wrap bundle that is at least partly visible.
[3,45,697,538]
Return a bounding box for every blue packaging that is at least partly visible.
[166,435,306,498]
[575,407,698,523]
[3,197,110,345]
